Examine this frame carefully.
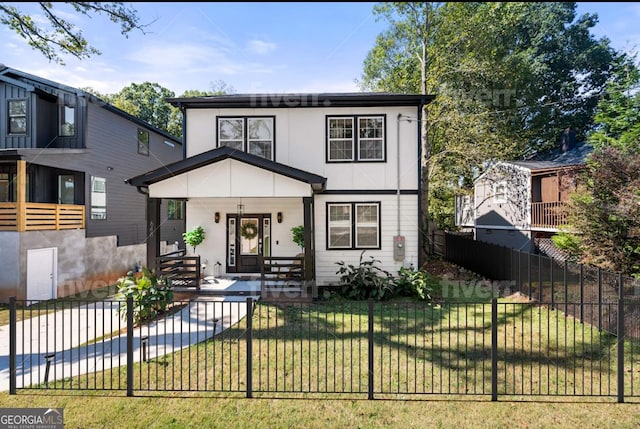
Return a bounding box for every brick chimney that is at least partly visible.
[561,126,575,152]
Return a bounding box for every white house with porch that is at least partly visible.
[126,93,433,286]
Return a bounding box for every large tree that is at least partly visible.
[83,82,236,139]
[0,2,146,64]
[360,2,620,252]
[109,82,178,136]
[553,58,640,276]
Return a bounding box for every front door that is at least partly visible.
[227,214,271,273]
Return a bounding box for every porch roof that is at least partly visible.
[126,146,327,193]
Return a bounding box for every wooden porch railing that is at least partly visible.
[156,251,201,290]
[531,201,568,229]
[0,202,85,231]
[260,256,304,283]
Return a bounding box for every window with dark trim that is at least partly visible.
[326,115,386,162]
[8,100,27,135]
[138,128,149,156]
[59,105,75,136]
[327,202,381,249]
[167,199,185,220]
[217,116,275,160]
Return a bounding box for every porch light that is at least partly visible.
[237,204,244,216]
[214,212,220,223]
[277,212,283,223]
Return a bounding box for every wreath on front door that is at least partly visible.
[240,222,258,240]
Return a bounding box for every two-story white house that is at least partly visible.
[126,93,433,285]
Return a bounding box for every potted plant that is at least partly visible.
[291,225,304,255]
[183,225,205,255]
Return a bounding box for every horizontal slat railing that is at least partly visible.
[0,202,18,230]
[260,256,304,282]
[156,254,201,289]
[0,202,85,231]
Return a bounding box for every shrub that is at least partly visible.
[116,268,174,325]
[291,225,304,250]
[393,266,440,303]
[183,226,205,254]
[335,251,394,300]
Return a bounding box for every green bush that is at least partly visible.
[393,266,440,303]
[115,268,174,325]
[335,251,395,300]
[183,226,205,254]
[291,225,304,250]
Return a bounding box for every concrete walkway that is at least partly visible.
[0,279,259,392]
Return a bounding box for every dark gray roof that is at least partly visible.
[0,66,182,145]
[126,146,327,191]
[167,92,434,109]
[510,141,593,171]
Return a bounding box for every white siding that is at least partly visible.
[183,197,304,277]
[148,159,312,198]
[474,163,531,229]
[185,106,420,191]
[314,194,418,285]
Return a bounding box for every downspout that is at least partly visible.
[416,104,424,266]
[179,103,187,159]
[397,113,402,237]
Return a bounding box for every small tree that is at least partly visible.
[291,225,304,251]
[182,226,205,254]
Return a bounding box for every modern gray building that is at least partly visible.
[0,65,184,302]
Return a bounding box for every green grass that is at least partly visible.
[2,393,640,429]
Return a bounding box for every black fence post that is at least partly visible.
[579,265,584,324]
[564,260,568,317]
[491,298,498,402]
[550,261,555,311]
[597,268,602,331]
[517,249,522,294]
[527,251,532,298]
[246,297,253,399]
[368,299,374,400]
[617,292,625,403]
[9,296,16,395]
[538,254,543,303]
[126,296,134,397]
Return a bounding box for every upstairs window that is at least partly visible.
[138,128,149,156]
[8,100,27,135]
[493,181,507,203]
[327,115,385,162]
[59,105,75,136]
[218,116,274,160]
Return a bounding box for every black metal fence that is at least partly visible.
[445,233,640,340]
[8,296,640,402]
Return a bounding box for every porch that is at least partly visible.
[0,159,85,231]
[530,201,568,229]
[0,202,85,231]
[156,250,313,302]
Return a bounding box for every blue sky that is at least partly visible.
[1,2,639,96]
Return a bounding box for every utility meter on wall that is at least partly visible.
[393,235,405,261]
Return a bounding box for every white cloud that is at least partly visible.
[246,40,277,56]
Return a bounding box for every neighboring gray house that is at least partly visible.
[455,140,593,252]
[0,65,184,302]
